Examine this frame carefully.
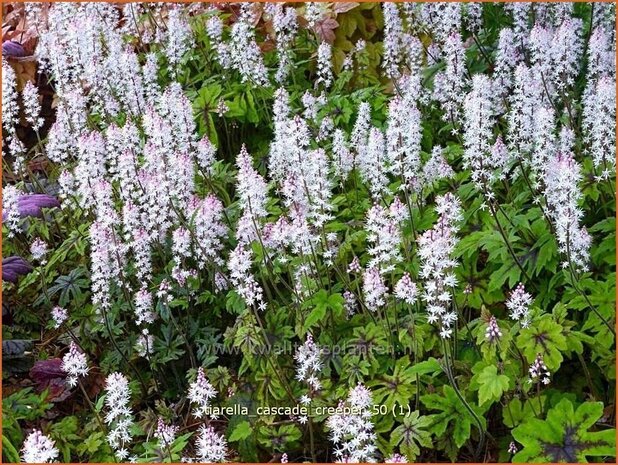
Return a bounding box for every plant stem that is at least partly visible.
[442,339,486,461]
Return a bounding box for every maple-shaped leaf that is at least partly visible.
[314,18,339,43]
[472,365,510,406]
[368,357,420,410]
[421,385,487,449]
[516,315,568,371]
[503,396,547,428]
[391,411,433,461]
[512,398,616,463]
[333,3,360,14]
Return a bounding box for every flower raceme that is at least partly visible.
[188,367,218,419]
[61,341,88,388]
[20,431,59,464]
[418,193,463,339]
[104,372,135,460]
[506,283,533,328]
[193,425,228,463]
[294,334,323,392]
[326,384,377,463]
[543,152,591,271]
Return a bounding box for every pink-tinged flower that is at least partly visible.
[394,273,418,305]
[357,127,390,198]
[197,136,217,174]
[528,353,551,385]
[157,279,173,303]
[22,80,43,131]
[326,384,377,463]
[189,194,228,267]
[214,271,229,293]
[281,145,333,228]
[171,265,197,287]
[194,425,227,463]
[228,244,264,309]
[188,367,217,419]
[506,283,533,327]
[304,2,325,30]
[75,131,108,211]
[433,32,467,126]
[463,74,500,193]
[343,290,358,317]
[465,2,482,32]
[365,203,405,273]
[206,15,232,69]
[104,372,134,459]
[382,3,404,78]
[418,193,462,338]
[172,227,192,264]
[385,453,408,463]
[30,238,49,264]
[347,256,362,274]
[90,221,122,314]
[2,58,18,136]
[142,52,160,103]
[583,76,615,180]
[493,28,520,102]
[228,5,268,86]
[51,306,68,329]
[508,441,518,454]
[128,227,152,282]
[549,18,583,93]
[154,417,179,447]
[530,106,557,181]
[331,129,354,181]
[281,452,289,463]
[61,341,88,387]
[507,64,543,158]
[348,383,372,409]
[135,329,154,357]
[165,8,193,73]
[422,146,455,188]
[363,266,388,312]
[268,88,293,181]
[315,42,333,91]
[2,185,22,237]
[236,144,269,243]
[216,98,229,117]
[351,102,371,154]
[21,430,59,463]
[269,4,298,83]
[485,316,502,342]
[134,288,155,326]
[543,152,590,271]
[586,27,614,81]
[294,334,322,391]
[387,75,422,190]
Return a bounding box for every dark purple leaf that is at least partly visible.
[2,339,33,356]
[30,358,65,383]
[46,378,72,402]
[2,194,60,221]
[30,358,71,402]
[2,256,33,283]
[18,194,60,217]
[2,41,26,58]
